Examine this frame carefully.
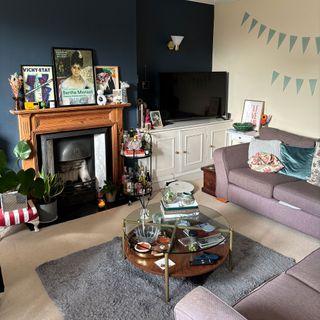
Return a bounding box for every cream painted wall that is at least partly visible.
[214,0,320,137]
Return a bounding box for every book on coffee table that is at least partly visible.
[197,234,225,249]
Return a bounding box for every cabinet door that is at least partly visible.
[151,131,180,181]
[205,125,228,164]
[180,128,205,172]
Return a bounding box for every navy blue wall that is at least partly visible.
[137,0,214,107]
[0,0,213,167]
[0,0,137,166]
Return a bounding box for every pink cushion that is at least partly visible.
[248,152,284,173]
[0,200,38,226]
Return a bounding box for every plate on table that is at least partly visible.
[167,181,194,193]
[134,242,151,253]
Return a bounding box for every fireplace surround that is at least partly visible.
[11,104,130,182]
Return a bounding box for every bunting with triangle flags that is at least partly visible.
[271,71,318,96]
[241,12,319,54]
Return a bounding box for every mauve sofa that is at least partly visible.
[213,127,320,239]
[174,248,320,320]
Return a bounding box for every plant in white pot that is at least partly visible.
[37,170,64,223]
[101,180,117,203]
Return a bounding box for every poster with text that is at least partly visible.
[52,48,96,107]
[22,65,55,103]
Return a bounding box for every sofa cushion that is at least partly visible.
[259,127,317,148]
[234,273,320,320]
[174,286,247,320]
[286,248,320,293]
[279,144,314,180]
[248,138,282,159]
[273,181,320,216]
[308,141,320,187]
[229,168,298,199]
[248,152,283,173]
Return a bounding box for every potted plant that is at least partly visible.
[101,180,117,203]
[0,141,44,211]
[37,169,64,223]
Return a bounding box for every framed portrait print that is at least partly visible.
[52,47,96,107]
[241,100,265,131]
[94,66,119,102]
[150,110,163,128]
[21,65,55,103]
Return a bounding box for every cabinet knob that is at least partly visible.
[175,151,180,154]
[183,151,187,154]
[210,144,215,148]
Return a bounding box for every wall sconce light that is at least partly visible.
[167,35,184,51]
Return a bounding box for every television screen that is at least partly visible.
[159,72,228,122]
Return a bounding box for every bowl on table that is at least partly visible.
[135,224,160,244]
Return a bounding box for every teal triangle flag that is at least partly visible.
[289,35,297,52]
[309,79,317,96]
[296,79,304,94]
[278,32,286,49]
[241,12,250,26]
[267,29,276,44]
[271,71,280,85]
[302,37,310,54]
[315,37,320,54]
[249,19,258,32]
[283,76,291,91]
[258,24,266,38]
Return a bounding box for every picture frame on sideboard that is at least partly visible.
[150,110,163,128]
[241,99,265,131]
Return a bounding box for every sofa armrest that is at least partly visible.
[213,144,249,199]
[174,286,247,320]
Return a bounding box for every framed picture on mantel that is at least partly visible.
[21,65,55,104]
[52,47,96,107]
[241,99,264,131]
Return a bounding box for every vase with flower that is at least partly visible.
[8,72,24,110]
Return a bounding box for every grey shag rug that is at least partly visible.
[36,234,295,320]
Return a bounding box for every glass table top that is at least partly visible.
[124,202,230,255]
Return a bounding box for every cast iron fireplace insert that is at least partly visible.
[37,127,112,223]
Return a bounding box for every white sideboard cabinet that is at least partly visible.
[150,119,232,183]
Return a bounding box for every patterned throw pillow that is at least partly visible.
[307,141,320,187]
[248,152,284,173]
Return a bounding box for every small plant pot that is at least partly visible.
[37,200,58,223]
[105,191,117,203]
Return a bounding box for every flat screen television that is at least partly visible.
[159,71,228,122]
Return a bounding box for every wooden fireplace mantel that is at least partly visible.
[10,103,131,183]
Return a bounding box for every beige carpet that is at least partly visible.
[0,178,319,320]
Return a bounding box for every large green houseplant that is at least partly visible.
[37,169,64,223]
[0,141,44,211]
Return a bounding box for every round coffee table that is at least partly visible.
[122,203,233,302]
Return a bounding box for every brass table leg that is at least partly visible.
[228,226,233,271]
[164,253,169,303]
[122,219,126,259]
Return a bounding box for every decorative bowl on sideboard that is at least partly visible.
[232,122,254,132]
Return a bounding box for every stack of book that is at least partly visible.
[160,198,200,219]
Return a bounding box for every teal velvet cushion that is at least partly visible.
[279,144,315,180]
